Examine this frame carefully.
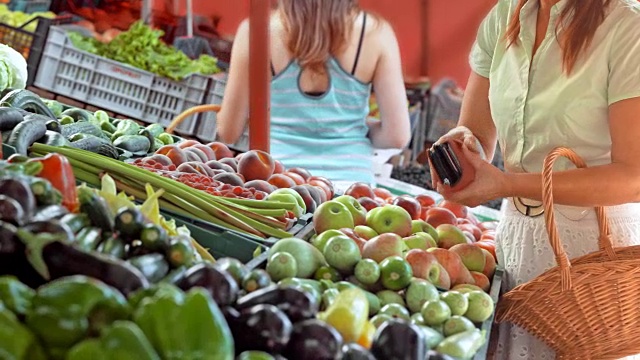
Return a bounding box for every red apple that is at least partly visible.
[374,197,387,206]
[458,223,482,241]
[237,150,275,181]
[392,195,422,220]
[357,197,379,212]
[425,207,458,228]
[439,200,468,219]
[405,249,441,284]
[345,182,376,199]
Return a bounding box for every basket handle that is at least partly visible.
[165,104,221,135]
[542,147,616,292]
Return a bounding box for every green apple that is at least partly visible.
[411,220,438,242]
[270,188,306,213]
[313,200,355,234]
[404,232,437,250]
[267,191,304,217]
[366,205,412,237]
[312,229,344,252]
[334,195,367,226]
[354,225,378,240]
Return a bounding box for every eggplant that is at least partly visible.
[341,343,376,360]
[426,350,457,360]
[0,107,25,131]
[31,205,69,223]
[0,222,46,288]
[176,263,238,306]
[24,220,74,240]
[41,240,149,296]
[231,304,293,354]
[370,320,428,360]
[222,306,241,324]
[283,319,343,360]
[0,177,35,221]
[236,285,318,323]
[0,194,26,226]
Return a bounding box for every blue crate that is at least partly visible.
[8,0,50,13]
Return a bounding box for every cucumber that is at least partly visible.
[97,144,120,159]
[0,89,56,118]
[61,122,106,139]
[111,119,140,140]
[58,115,74,125]
[0,107,25,131]
[6,117,48,155]
[93,110,110,123]
[145,123,164,138]
[68,134,111,153]
[114,207,145,242]
[157,133,174,145]
[97,236,126,259]
[31,204,69,222]
[113,135,151,154]
[43,99,64,118]
[100,120,117,133]
[60,108,97,123]
[45,120,60,133]
[166,236,195,268]
[128,253,170,283]
[28,176,62,205]
[39,130,70,147]
[161,266,188,285]
[138,129,156,151]
[60,213,91,234]
[140,223,169,251]
[76,227,103,251]
[77,185,114,232]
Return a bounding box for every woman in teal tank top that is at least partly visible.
[217,0,411,185]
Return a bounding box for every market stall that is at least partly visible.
[0,1,504,359]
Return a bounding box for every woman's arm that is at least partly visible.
[367,22,411,149]
[440,97,640,207]
[216,20,250,144]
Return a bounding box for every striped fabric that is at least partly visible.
[270,58,374,184]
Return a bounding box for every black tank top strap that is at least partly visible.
[351,12,367,76]
[270,62,276,77]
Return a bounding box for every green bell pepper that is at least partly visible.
[0,303,47,360]
[133,285,234,360]
[66,320,160,360]
[0,275,35,317]
[25,275,130,360]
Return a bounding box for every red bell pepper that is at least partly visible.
[28,153,79,212]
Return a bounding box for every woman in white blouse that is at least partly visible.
[433,0,640,358]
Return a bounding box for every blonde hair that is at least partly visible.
[278,0,360,73]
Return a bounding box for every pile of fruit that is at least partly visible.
[256,188,497,358]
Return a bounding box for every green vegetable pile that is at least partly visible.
[68,21,220,81]
[0,4,56,32]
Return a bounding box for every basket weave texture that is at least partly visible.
[495,147,640,360]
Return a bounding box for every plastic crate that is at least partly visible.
[34,25,211,135]
[0,16,70,86]
[8,0,50,12]
[196,73,226,142]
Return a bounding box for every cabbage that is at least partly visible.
[0,43,28,91]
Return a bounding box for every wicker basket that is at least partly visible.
[495,147,640,359]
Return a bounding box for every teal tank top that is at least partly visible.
[270,56,374,184]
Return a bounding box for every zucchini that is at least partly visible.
[93,110,110,124]
[100,120,117,133]
[31,205,69,222]
[28,176,62,205]
[111,119,141,140]
[45,120,61,133]
[166,236,195,268]
[59,115,74,125]
[117,148,134,161]
[127,253,170,283]
[0,107,25,131]
[97,236,126,259]
[145,123,164,138]
[68,134,111,153]
[114,207,145,242]
[113,135,151,154]
[139,129,156,152]
[76,227,103,251]
[61,122,106,139]
[60,213,91,234]
[140,222,169,251]
[39,130,70,147]
[6,118,48,155]
[77,185,114,232]
[157,133,174,145]
[97,144,120,159]
[60,108,97,123]
[0,89,56,118]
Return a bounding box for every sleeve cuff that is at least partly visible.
[608,90,640,106]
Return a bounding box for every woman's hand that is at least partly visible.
[429,126,487,187]
[435,145,509,208]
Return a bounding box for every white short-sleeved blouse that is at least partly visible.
[469,0,640,173]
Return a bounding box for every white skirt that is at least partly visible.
[494,200,640,360]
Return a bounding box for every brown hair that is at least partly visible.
[278,0,360,73]
[505,0,611,73]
